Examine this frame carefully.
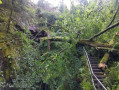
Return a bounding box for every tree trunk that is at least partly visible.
[40,37,119,50]
[98,53,109,69]
[47,31,50,52]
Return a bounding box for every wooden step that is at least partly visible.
[89,59,97,61]
[89,57,97,59]
[94,72,104,75]
[91,64,98,66]
[89,59,98,62]
[92,66,99,69]
[90,61,98,64]
[93,69,102,72]
[89,56,97,58]
[89,59,99,62]
[96,75,105,79]
[90,61,98,63]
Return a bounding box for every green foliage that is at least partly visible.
[104,63,119,90]
[0,0,119,89]
[39,41,81,89]
[13,33,42,89]
[43,12,57,24]
[55,0,118,42]
[4,30,80,89]
[0,31,23,86]
[80,56,94,90]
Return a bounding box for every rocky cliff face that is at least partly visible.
[0,0,37,32]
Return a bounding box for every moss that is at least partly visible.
[0,31,22,83]
[0,32,21,58]
[0,16,8,22]
[0,77,4,82]
[100,53,109,63]
[109,39,114,45]
[40,36,70,41]
[5,69,10,81]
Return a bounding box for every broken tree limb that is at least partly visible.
[98,33,119,69]
[89,22,119,41]
[98,53,109,69]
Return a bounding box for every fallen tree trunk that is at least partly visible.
[40,37,119,50]
[98,34,117,69]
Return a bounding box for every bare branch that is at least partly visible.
[106,5,119,28]
[89,22,119,41]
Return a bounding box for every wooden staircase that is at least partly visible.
[89,56,105,90]
[83,48,107,90]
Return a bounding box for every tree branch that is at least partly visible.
[89,22,119,41]
[106,5,119,28]
[87,6,103,18]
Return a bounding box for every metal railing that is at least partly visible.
[83,47,107,90]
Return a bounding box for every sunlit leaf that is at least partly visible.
[0,0,2,4]
[76,17,80,21]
